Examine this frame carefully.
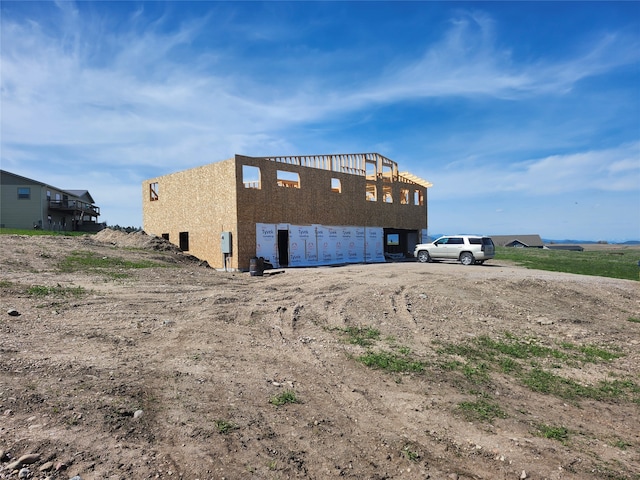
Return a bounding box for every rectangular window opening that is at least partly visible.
[387,233,400,246]
[331,178,341,193]
[383,185,393,203]
[414,189,424,206]
[366,183,377,202]
[243,165,261,189]
[149,182,159,201]
[17,187,30,199]
[179,231,189,251]
[381,164,393,181]
[365,161,377,181]
[162,233,169,241]
[400,188,409,204]
[277,170,300,188]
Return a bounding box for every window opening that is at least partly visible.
[382,185,393,203]
[277,170,300,188]
[46,190,51,201]
[331,178,341,193]
[400,189,409,204]
[179,232,189,251]
[162,233,169,241]
[242,165,261,189]
[17,187,30,199]
[381,164,393,181]
[365,160,377,180]
[414,189,424,206]
[366,183,377,202]
[149,182,159,201]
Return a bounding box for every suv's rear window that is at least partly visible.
[482,237,494,246]
[468,238,481,245]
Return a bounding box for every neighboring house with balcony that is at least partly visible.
[143,153,432,271]
[0,170,102,232]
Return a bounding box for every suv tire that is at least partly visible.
[459,252,475,266]
[416,250,431,263]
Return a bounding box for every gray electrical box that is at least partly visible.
[221,231,232,254]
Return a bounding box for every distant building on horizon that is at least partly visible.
[491,234,544,248]
[142,153,432,271]
[0,170,102,232]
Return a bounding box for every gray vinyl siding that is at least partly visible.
[0,178,45,229]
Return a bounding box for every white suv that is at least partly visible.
[414,235,495,265]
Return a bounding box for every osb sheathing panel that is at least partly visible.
[235,156,427,268]
[143,155,428,271]
[235,155,426,228]
[142,158,238,270]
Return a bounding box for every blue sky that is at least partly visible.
[1,1,639,241]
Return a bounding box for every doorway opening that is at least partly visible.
[383,228,418,258]
[278,229,289,267]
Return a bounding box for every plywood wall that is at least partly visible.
[143,155,428,270]
[143,158,238,269]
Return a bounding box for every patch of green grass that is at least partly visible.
[496,246,639,281]
[336,325,381,347]
[523,368,586,399]
[438,332,635,403]
[357,351,426,373]
[612,439,632,450]
[627,317,640,323]
[397,346,412,355]
[594,379,640,402]
[59,250,161,278]
[498,357,521,374]
[0,280,14,288]
[401,445,420,462]
[537,423,569,443]
[0,228,88,237]
[458,399,507,422]
[269,390,299,406]
[443,333,620,366]
[523,369,639,402]
[214,419,239,434]
[462,362,491,385]
[578,345,621,362]
[440,360,463,371]
[27,284,86,297]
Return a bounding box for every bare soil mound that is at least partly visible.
[1,231,638,479]
[93,228,181,251]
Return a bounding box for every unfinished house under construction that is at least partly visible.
[142,153,432,271]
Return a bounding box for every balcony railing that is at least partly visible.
[49,201,100,217]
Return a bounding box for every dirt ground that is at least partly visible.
[1,230,638,480]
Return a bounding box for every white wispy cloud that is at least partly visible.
[3,6,636,163]
[426,142,640,199]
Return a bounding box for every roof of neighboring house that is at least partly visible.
[1,170,97,204]
[66,190,95,203]
[491,234,544,247]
